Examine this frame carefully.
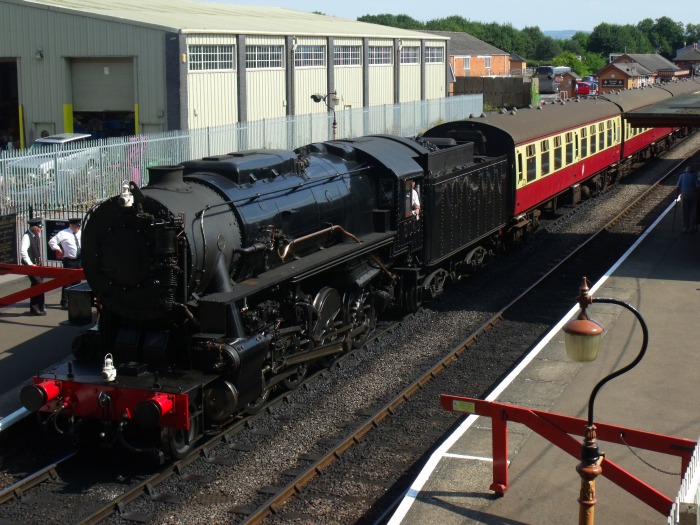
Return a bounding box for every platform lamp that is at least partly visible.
[311,91,340,140]
[562,276,649,525]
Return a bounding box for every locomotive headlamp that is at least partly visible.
[102,353,117,382]
[118,180,134,207]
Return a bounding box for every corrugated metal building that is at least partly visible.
[0,0,449,148]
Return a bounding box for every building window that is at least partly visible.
[369,46,393,65]
[400,46,420,64]
[295,45,326,68]
[188,45,235,71]
[334,45,362,66]
[425,47,444,64]
[463,56,471,70]
[246,45,284,69]
[484,56,491,69]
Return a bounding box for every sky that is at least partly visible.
[205,0,697,32]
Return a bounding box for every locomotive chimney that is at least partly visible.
[147,165,189,191]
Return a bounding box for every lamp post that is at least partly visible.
[562,276,649,525]
[311,91,339,140]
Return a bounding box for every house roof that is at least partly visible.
[675,44,700,61]
[619,53,681,73]
[510,53,527,62]
[420,31,508,56]
[17,0,445,39]
[602,62,654,78]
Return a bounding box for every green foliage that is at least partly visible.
[357,13,698,64]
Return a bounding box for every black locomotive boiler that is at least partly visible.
[21,134,509,457]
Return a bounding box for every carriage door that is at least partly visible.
[396,178,423,253]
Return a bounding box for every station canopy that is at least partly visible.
[624,93,700,127]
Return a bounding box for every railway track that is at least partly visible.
[0,137,698,524]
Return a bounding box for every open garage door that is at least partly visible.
[0,59,19,150]
[71,58,136,138]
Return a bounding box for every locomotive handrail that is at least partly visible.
[278,225,361,261]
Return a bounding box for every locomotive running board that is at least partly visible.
[204,232,396,304]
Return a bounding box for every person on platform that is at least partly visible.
[48,217,82,310]
[20,217,46,316]
[676,166,698,233]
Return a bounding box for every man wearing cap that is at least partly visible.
[20,217,46,316]
[48,218,82,310]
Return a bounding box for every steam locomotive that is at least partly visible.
[20,80,698,458]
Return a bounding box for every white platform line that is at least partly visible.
[387,200,676,525]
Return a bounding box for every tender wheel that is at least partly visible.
[423,268,450,301]
[161,414,200,459]
[282,364,308,391]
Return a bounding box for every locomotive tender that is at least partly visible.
[21,80,698,457]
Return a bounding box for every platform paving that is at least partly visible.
[390,203,700,525]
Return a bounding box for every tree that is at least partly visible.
[551,51,588,76]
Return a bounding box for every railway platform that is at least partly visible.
[0,274,86,423]
[388,201,700,524]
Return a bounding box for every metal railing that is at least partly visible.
[0,94,482,259]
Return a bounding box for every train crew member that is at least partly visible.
[49,218,83,309]
[676,167,698,233]
[409,180,421,219]
[20,217,46,316]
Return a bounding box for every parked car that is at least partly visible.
[576,81,594,96]
[5,133,104,206]
[8,133,101,182]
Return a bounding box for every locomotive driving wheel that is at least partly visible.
[161,410,201,459]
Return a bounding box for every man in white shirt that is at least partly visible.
[48,217,82,309]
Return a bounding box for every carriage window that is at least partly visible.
[589,125,597,154]
[517,151,524,182]
[540,139,550,175]
[526,144,537,182]
[607,120,614,144]
[554,136,562,170]
[599,122,605,150]
[565,132,574,164]
[580,127,588,157]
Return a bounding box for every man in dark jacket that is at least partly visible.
[20,217,46,315]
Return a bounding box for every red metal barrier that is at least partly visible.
[440,394,697,516]
[0,263,85,308]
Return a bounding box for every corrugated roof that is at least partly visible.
[624,53,680,72]
[421,31,507,56]
[19,0,446,38]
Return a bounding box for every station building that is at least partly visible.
[0,0,449,148]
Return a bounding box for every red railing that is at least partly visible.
[440,394,697,516]
[0,263,85,308]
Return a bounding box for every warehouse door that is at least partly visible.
[71,58,135,138]
[0,59,19,150]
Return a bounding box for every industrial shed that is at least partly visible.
[0,0,449,148]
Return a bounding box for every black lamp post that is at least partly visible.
[563,276,649,525]
[311,91,339,140]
